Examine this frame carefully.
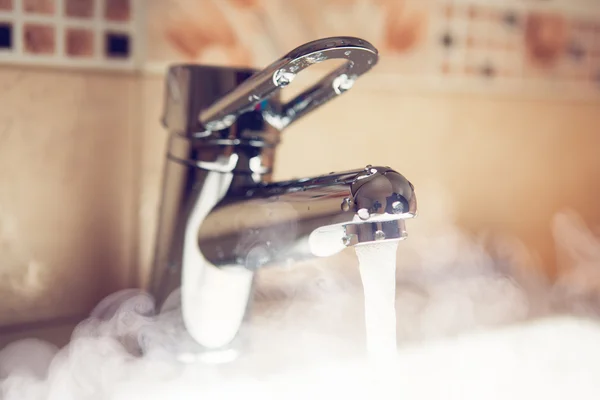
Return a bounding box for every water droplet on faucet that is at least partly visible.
[374,230,386,241]
[332,74,357,95]
[273,69,296,87]
[245,245,270,271]
[342,235,352,246]
[392,201,404,214]
[341,197,353,212]
[363,165,377,176]
[305,52,326,64]
[344,50,352,56]
[358,208,370,220]
[204,114,236,131]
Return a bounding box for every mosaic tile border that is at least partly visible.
[0,0,141,71]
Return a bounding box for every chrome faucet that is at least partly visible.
[149,37,417,355]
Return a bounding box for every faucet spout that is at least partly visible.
[198,166,417,268]
[176,166,416,350]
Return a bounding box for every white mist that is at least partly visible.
[2,208,600,399]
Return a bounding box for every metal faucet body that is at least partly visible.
[149,37,417,352]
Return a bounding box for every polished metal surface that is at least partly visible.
[198,166,416,268]
[149,36,417,355]
[199,36,378,131]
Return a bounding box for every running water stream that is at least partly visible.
[355,241,399,362]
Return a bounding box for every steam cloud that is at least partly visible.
[2,189,600,398]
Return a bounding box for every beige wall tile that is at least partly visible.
[0,67,138,327]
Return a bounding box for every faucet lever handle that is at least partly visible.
[198,37,378,131]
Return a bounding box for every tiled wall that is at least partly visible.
[3,0,600,330]
[145,0,600,99]
[0,0,139,70]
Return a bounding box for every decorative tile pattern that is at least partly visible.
[65,27,93,56]
[433,0,600,95]
[1,0,600,95]
[105,30,129,58]
[65,0,94,18]
[0,0,13,11]
[0,22,12,48]
[23,0,55,15]
[105,0,129,22]
[141,0,600,98]
[23,23,54,54]
[0,0,139,70]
